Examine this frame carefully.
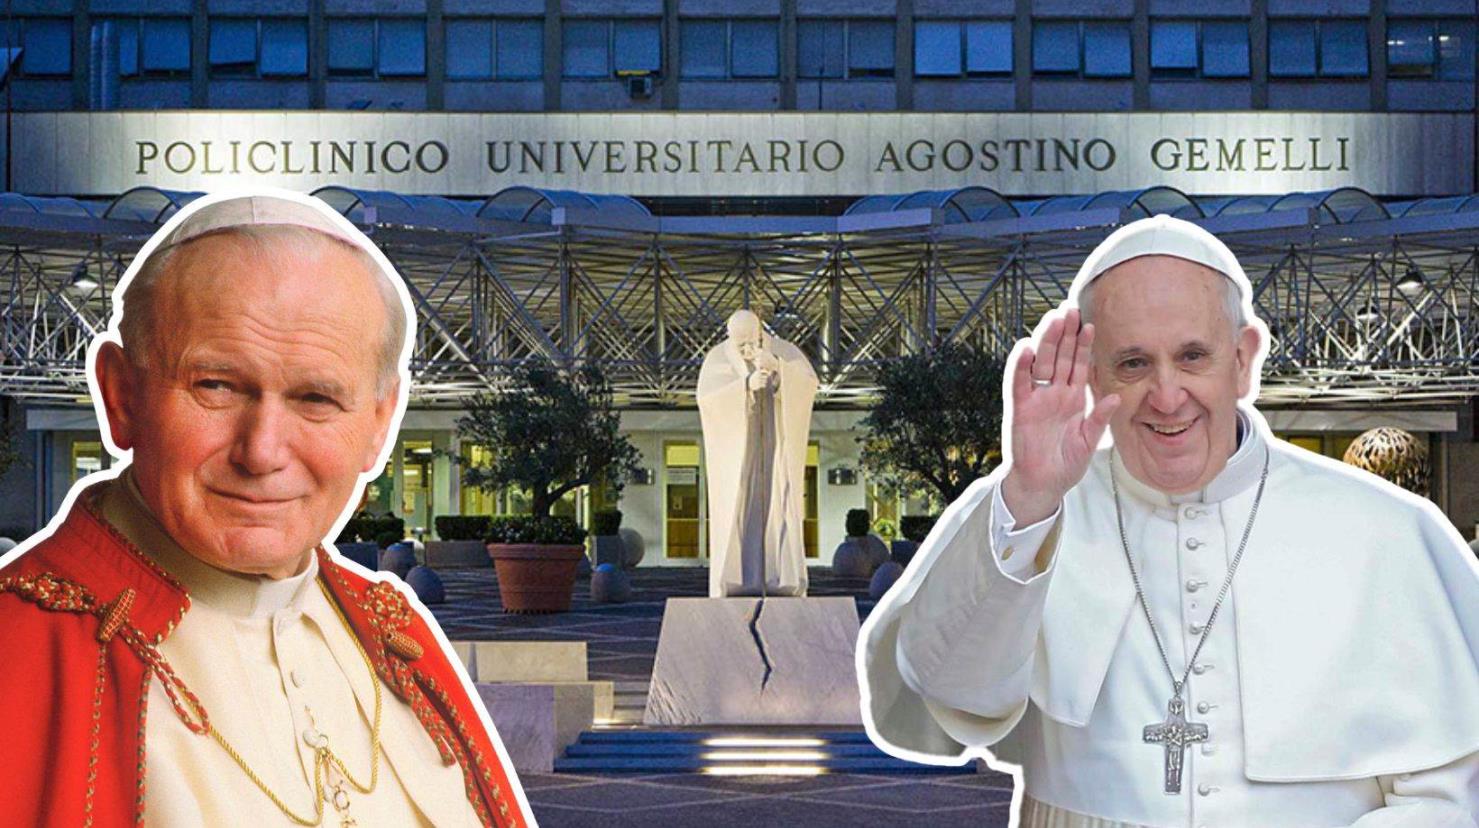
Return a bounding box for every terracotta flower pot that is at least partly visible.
[485,543,585,613]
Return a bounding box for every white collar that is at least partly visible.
[1108,408,1264,509]
[101,469,318,620]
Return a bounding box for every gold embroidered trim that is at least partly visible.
[77,486,191,642]
[98,588,137,643]
[319,557,516,827]
[386,630,424,661]
[0,572,211,738]
[135,668,151,827]
[83,640,108,828]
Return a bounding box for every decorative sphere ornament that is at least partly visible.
[380,543,417,580]
[590,563,633,603]
[405,566,446,604]
[617,527,645,569]
[831,539,872,577]
[1342,427,1430,497]
[869,561,905,601]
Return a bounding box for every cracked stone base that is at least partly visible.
[643,597,863,726]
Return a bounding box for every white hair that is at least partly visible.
[1079,260,1248,337]
[119,224,405,400]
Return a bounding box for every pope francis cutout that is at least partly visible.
[857,215,1479,827]
[697,310,819,598]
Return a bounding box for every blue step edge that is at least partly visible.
[552,757,975,774]
[576,730,876,744]
[564,743,890,757]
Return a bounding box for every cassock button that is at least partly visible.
[1185,538,1205,550]
[291,669,305,688]
[1189,622,1205,635]
[1197,784,1213,796]
[1185,579,1206,593]
[1183,507,1202,519]
[1192,662,1212,675]
[1196,702,1211,714]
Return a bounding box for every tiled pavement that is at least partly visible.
[425,565,1018,828]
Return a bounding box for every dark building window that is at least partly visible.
[563,19,661,78]
[327,18,425,78]
[90,18,189,77]
[680,19,778,79]
[1151,20,1250,78]
[446,18,542,80]
[1033,20,1130,78]
[117,18,191,76]
[1269,19,1367,78]
[378,19,426,77]
[1388,18,1475,80]
[799,19,893,79]
[7,18,74,77]
[914,20,1010,78]
[209,18,308,78]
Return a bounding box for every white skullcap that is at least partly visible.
[156,193,368,253]
[1067,213,1251,305]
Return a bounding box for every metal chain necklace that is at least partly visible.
[1109,444,1270,795]
[180,578,384,826]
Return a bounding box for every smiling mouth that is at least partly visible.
[212,490,296,505]
[1144,420,1196,436]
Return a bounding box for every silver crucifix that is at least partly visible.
[1143,696,1209,794]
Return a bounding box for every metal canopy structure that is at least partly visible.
[1,185,1476,408]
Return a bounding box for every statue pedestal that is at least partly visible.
[643,596,862,726]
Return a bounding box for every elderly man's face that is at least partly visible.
[98,233,399,578]
[1088,255,1259,494]
[731,321,764,361]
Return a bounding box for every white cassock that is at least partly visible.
[860,406,1479,828]
[98,473,482,826]
[697,330,818,598]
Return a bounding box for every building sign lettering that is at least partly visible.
[4,112,1467,197]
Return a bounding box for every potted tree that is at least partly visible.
[428,515,493,568]
[484,515,588,612]
[453,363,642,613]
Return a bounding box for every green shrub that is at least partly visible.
[900,515,940,543]
[592,509,623,536]
[337,512,405,545]
[374,529,404,550]
[435,515,493,541]
[845,508,871,538]
[485,515,588,546]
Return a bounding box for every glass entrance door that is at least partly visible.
[402,440,433,539]
[664,442,703,559]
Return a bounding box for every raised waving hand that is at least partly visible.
[1000,308,1121,525]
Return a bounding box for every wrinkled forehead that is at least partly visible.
[154,233,386,365]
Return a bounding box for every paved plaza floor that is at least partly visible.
[425,565,1018,827]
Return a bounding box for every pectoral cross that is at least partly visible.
[1143,696,1208,794]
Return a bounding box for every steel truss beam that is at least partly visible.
[2,212,1476,408]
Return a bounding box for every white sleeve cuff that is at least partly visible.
[991,484,1061,580]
